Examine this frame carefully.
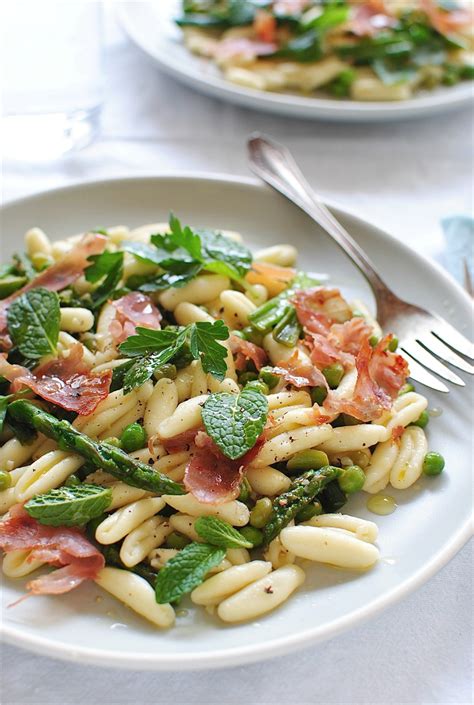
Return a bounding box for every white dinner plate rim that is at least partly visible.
[0,173,472,671]
[117,2,474,122]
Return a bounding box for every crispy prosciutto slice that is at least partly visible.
[306,332,354,370]
[421,0,473,36]
[324,335,409,422]
[254,9,277,43]
[273,350,328,389]
[230,335,267,372]
[0,504,104,599]
[351,0,397,36]
[293,287,352,335]
[110,292,162,344]
[0,343,111,416]
[184,432,265,504]
[328,317,373,356]
[0,233,107,350]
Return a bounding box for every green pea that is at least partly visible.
[259,366,280,390]
[241,326,263,347]
[311,386,328,405]
[411,410,429,429]
[423,452,445,476]
[0,469,12,491]
[120,423,147,453]
[369,335,380,347]
[322,363,344,389]
[287,450,330,472]
[249,497,273,528]
[238,477,252,503]
[104,436,122,448]
[154,364,177,381]
[388,336,399,352]
[239,525,263,547]
[245,379,269,395]
[166,532,191,550]
[65,474,81,487]
[295,500,323,523]
[239,371,259,385]
[399,382,415,396]
[338,465,365,494]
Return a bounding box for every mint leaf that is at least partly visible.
[24,484,112,527]
[7,288,60,359]
[188,320,229,380]
[202,387,268,460]
[194,516,253,549]
[0,396,9,434]
[90,252,123,310]
[85,251,123,283]
[154,542,225,604]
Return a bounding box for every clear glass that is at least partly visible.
[1,1,103,161]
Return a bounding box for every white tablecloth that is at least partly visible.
[2,9,473,705]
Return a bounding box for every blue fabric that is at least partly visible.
[439,216,473,286]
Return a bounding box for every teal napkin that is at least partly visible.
[439,216,473,286]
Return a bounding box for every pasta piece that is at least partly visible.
[265,407,316,439]
[74,382,152,440]
[389,426,428,489]
[264,534,296,569]
[169,514,201,542]
[159,274,230,311]
[162,494,249,527]
[363,438,400,494]
[245,465,291,496]
[107,484,152,511]
[157,395,208,439]
[385,392,428,434]
[94,567,175,628]
[15,450,84,502]
[217,565,305,623]
[0,468,27,513]
[120,517,172,567]
[318,425,390,454]
[252,425,333,467]
[174,365,195,402]
[2,549,45,578]
[280,526,379,569]
[191,561,272,606]
[254,244,297,267]
[266,390,312,410]
[59,307,94,333]
[351,75,412,101]
[304,514,378,543]
[56,331,95,367]
[174,302,215,326]
[95,497,165,545]
[25,227,52,257]
[226,548,250,565]
[190,360,208,397]
[220,290,256,327]
[0,437,44,472]
[144,379,179,436]
[350,299,382,337]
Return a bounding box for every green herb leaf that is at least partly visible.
[89,252,124,310]
[188,320,229,380]
[198,230,252,279]
[85,251,123,283]
[138,267,202,292]
[0,396,9,434]
[24,484,112,527]
[194,516,253,549]
[202,387,268,460]
[154,542,225,604]
[7,288,60,359]
[120,327,185,357]
[122,347,182,394]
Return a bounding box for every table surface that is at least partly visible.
[2,8,473,705]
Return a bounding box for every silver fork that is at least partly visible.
[248,134,474,393]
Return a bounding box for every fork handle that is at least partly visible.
[247,134,395,310]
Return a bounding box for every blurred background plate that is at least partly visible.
[117,1,474,123]
[1,174,472,670]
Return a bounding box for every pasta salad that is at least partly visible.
[176,0,474,101]
[0,218,445,628]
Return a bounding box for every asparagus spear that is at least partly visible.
[8,400,184,496]
[248,272,319,334]
[262,465,341,545]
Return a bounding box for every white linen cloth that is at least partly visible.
[2,9,472,705]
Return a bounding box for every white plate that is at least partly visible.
[117,1,474,122]
[1,174,472,670]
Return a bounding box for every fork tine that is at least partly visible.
[401,342,465,386]
[420,334,474,374]
[400,353,449,393]
[432,318,474,360]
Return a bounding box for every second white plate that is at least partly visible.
[118,1,474,122]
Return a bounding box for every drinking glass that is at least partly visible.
[1,1,104,161]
